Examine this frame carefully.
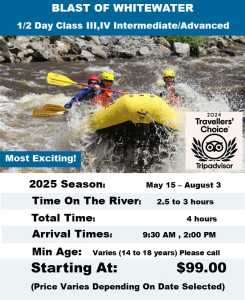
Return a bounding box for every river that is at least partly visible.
[0,53,245,172]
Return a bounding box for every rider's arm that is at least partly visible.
[70,87,92,103]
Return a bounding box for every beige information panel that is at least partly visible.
[0,173,245,299]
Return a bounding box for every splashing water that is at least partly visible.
[0,57,244,172]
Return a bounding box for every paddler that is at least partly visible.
[160,68,181,107]
[64,74,100,109]
[92,71,119,107]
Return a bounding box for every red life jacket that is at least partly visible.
[166,85,181,107]
[92,90,113,107]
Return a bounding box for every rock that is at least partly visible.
[29,41,59,61]
[22,56,33,63]
[216,37,229,49]
[231,36,245,44]
[80,50,95,61]
[207,46,219,55]
[138,46,150,56]
[84,36,101,45]
[0,37,9,50]
[207,36,233,49]
[113,48,136,58]
[70,38,88,54]
[220,49,236,56]
[7,37,29,60]
[148,45,171,58]
[100,36,119,46]
[16,36,33,43]
[198,47,208,56]
[89,45,107,58]
[17,48,34,58]
[15,36,32,43]
[0,38,12,62]
[61,56,73,62]
[55,40,71,54]
[173,42,190,57]
[74,39,86,49]
[1,35,245,64]
[153,37,171,48]
[70,42,84,55]
[49,36,60,44]
[63,36,77,43]
[9,46,20,55]
[206,38,217,47]
[11,36,31,51]
[158,45,172,57]
[239,37,245,44]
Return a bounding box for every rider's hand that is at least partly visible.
[93,84,101,91]
[74,101,81,107]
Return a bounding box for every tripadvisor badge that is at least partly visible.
[185,112,243,171]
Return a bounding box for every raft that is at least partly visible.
[89,93,180,131]
[87,94,181,172]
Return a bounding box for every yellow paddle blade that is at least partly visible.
[47,72,77,87]
[32,110,65,117]
[42,104,66,112]
[32,104,66,117]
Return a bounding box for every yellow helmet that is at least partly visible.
[100,71,115,81]
[162,68,176,78]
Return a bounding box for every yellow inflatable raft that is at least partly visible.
[89,93,180,131]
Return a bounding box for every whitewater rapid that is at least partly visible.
[0,57,244,172]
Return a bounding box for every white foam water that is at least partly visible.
[0,57,244,172]
[15,93,68,109]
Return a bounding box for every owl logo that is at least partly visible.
[202,134,227,159]
[192,134,237,161]
[205,140,224,153]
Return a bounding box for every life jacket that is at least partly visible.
[92,89,113,107]
[160,85,181,107]
[168,95,181,107]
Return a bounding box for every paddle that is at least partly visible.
[33,72,127,117]
[47,72,82,87]
[47,72,126,94]
[32,104,66,118]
